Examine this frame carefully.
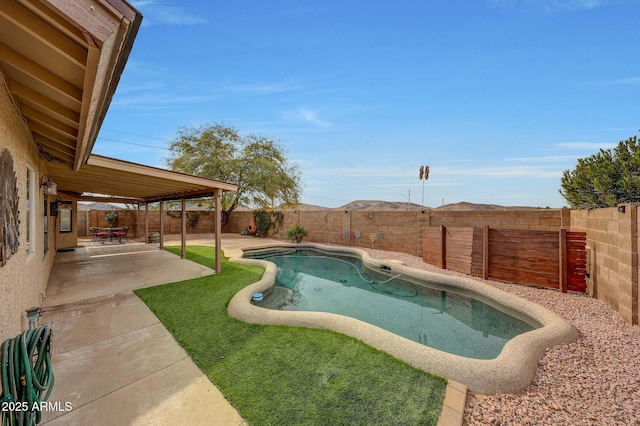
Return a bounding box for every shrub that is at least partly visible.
[286,223,308,243]
[105,211,118,227]
[253,209,284,237]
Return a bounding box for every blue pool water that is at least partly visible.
[246,248,540,360]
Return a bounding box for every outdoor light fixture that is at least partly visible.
[618,205,626,214]
[40,175,57,195]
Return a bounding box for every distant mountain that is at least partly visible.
[435,202,542,211]
[236,203,330,211]
[294,203,331,211]
[331,200,544,211]
[80,200,546,212]
[283,200,541,211]
[78,202,122,210]
[335,200,427,211]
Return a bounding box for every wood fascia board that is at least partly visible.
[87,155,240,192]
[104,0,139,22]
[74,34,100,171]
[76,18,130,170]
[0,1,87,68]
[0,42,82,105]
[83,14,141,168]
[43,0,119,44]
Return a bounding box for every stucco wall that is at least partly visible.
[0,83,55,342]
[570,204,638,325]
[56,198,79,249]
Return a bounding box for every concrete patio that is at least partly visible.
[39,236,266,425]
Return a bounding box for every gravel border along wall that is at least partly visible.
[360,247,640,426]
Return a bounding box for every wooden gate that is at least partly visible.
[422,226,587,293]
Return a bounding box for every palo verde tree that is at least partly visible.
[560,133,640,209]
[165,124,302,228]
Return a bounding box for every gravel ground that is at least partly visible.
[359,247,640,426]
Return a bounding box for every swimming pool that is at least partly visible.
[227,243,579,394]
[246,248,539,360]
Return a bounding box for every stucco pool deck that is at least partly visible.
[227,242,580,395]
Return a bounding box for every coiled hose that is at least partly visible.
[1,325,54,426]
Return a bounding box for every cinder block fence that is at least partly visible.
[77,206,638,325]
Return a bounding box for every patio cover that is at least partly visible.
[47,154,238,273]
[47,154,238,202]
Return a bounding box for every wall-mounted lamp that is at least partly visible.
[618,205,626,214]
[40,175,57,195]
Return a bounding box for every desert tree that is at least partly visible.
[166,123,301,227]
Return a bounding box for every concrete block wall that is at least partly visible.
[146,210,218,235]
[226,209,567,257]
[570,204,638,325]
[428,209,571,230]
[88,209,145,237]
[83,209,221,238]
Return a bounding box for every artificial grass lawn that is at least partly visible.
[134,246,447,425]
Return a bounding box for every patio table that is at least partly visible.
[90,227,128,244]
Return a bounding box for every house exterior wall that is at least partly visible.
[56,198,79,249]
[0,84,56,342]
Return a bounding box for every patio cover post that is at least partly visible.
[215,188,222,273]
[137,203,142,242]
[181,199,187,259]
[144,202,149,244]
[159,201,164,249]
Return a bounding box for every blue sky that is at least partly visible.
[95,0,640,208]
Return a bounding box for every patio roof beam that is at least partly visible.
[0,0,87,68]
[34,137,76,162]
[77,195,145,204]
[8,80,80,128]
[144,190,216,204]
[0,42,83,106]
[22,104,78,139]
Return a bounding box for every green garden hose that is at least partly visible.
[1,325,54,426]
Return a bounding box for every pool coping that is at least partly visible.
[227,242,580,395]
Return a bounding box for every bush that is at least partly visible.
[286,223,308,243]
[253,209,284,237]
[560,134,640,209]
[105,211,118,227]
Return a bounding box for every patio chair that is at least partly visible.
[112,226,128,243]
[89,227,109,244]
